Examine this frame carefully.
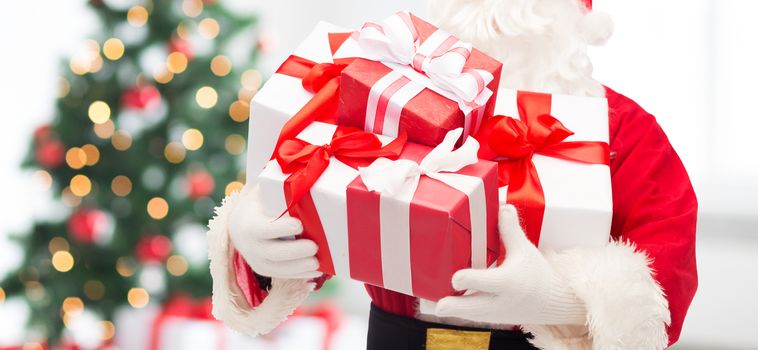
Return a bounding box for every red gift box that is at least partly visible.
[258,123,500,301]
[335,12,502,147]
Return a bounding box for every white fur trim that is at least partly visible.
[207,191,314,335]
[523,241,670,350]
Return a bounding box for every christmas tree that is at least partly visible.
[1,0,259,343]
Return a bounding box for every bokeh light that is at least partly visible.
[88,101,111,124]
[241,69,262,90]
[164,142,187,164]
[70,175,92,197]
[228,100,249,122]
[100,321,116,341]
[166,255,189,276]
[147,197,169,220]
[166,52,188,74]
[116,257,135,277]
[112,131,133,151]
[198,18,220,39]
[127,6,149,27]
[82,144,100,166]
[94,120,115,139]
[195,86,218,109]
[225,181,244,196]
[111,175,132,197]
[182,0,203,17]
[48,237,70,254]
[66,147,87,169]
[127,288,149,308]
[210,55,231,77]
[103,38,125,60]
[52,251,75,272]
[224,134,245,155]
[182,129,204,150]
[84,280,105,301]
[62,297,84,316]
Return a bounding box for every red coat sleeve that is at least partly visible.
[606,87,698,346]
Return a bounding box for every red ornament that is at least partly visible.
[187,171,215,199]
[68,208,111,244]
[34,124,54,141]
[122,85,161,110]
[35,139,66,168]
[168,38,194,61]
[136,235,173,262]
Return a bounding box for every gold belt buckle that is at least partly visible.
[426,328,491,350]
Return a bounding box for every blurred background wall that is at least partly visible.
[1,0,756,349]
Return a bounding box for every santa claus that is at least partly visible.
[206,0,698,349]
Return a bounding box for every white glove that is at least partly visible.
[229,185,321,279]
[435,204,587,325]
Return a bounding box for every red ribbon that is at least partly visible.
[275,126,406,275]
[475,91,609,263]
[272,32,356,154]
[148,296,224,350]
[276,126,407,214]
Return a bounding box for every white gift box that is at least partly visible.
[493,89,613,251]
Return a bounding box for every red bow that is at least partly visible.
[475,92,609,261]
[273,32,355,154]
[276,126,407,215]
[148,296,224,350]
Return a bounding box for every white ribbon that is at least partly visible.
[357,11,493,107]
[359,128,479,198]
[359,128,488,295]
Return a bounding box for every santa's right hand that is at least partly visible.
[229,185,321,279]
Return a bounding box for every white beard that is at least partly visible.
[428,0,614,98]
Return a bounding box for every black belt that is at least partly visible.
[367,303,538,350]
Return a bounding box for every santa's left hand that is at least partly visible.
[435,205,587,325]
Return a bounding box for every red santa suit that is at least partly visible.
[207,85,697,348]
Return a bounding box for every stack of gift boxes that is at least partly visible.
[246,12,614,303]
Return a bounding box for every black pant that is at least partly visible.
[367,303,538,350]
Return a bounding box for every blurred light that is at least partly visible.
[147,197,169,219]
[61,187,83,207]
[88,101,111,124]
[153,68,174,84]
[225,181,244,196]
[111,175,133,197]
[198,18,220,39]
[70,175,92,197]
[210,55,231,77]
[100,321,116,340]
[224,134,245,155]
[164,142,186,164]
[22,343,44,350]
[94,120,116,139]
[69,58,90,75]
[166,52,188,74]
[166,255,189,276]
[127,6,149,27]
[127,288,149,308]
[195,86,218,108]
[89,56,104,73]
[52,251,75,272]
[66,147,87,169]
[103,38,125,60]
[0,287,4,304]
[176,20,193,40]
[182,128,204,150]
[182,0,203,17]
[62,297,84,316]
[81,144,100,166]
[48,237,70,254]
[33,170,53,190]
[58,78,71,98]
[24,281,46,302]
[241,69,263,90]
[228,100,249,122]
[116,257,135,277]
[112,131,133,151]
[237,87,257,102]
[84,280,105,301]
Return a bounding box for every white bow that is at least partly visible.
[357,11,492,106]
[359,128,480,198]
